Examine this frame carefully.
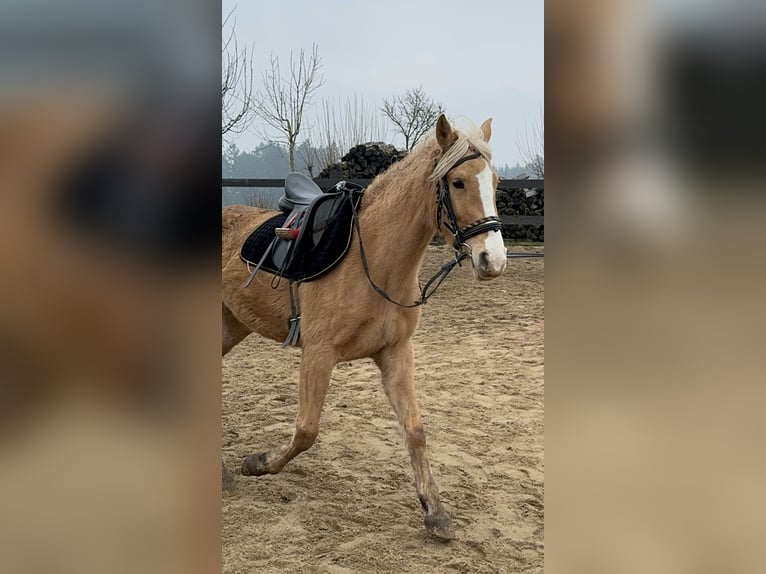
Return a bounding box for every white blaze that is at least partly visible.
[475,163,507,273]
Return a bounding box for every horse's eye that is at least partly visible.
[452,179,464,189]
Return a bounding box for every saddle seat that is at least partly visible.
[278,172,323,213]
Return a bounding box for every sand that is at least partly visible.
[222,244,543,573]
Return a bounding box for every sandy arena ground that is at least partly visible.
[222,244,544,573]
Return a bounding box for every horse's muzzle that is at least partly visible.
[475,249,506,280]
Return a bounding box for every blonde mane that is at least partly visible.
[421,120,493,182]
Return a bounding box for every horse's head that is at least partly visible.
[433,114,507,280]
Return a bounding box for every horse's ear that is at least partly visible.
[436,114,457,151]
[480,117,493,142]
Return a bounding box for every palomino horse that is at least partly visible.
[221,114,507,539]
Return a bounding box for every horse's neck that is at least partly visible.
[359,168,436,288]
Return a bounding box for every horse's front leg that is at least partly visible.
[374,340,453,540]
[242,345,335,476]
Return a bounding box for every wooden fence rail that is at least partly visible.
[222,178,544,226]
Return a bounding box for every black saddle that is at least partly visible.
[240,177,364,283]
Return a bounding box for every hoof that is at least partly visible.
[241,452,269,476]
[425,514,454,541]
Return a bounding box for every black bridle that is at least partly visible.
[349,150,502,308]
[435,151,502,252]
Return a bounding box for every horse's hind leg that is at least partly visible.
[223,303,251,356]
[242,345,335,476]
[222,303,252,493]
[374,340,453,540]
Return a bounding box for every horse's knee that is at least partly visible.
[406,425,427,451]
[293,426,319,452]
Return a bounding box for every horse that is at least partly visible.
[221,114,507,540]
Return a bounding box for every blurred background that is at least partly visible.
[547,0,766,572]
[0,1,220,573]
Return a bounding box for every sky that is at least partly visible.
[222,0,543,167]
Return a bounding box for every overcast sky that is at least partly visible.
[222,0,543,167]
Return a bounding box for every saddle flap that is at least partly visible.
[308,193,345,247]
[271,208,308,270]
[276,192,342,270]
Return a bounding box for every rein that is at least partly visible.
[346,150,502,308]
[353,207,468,308]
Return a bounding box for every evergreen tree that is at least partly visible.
[222,142,240,177]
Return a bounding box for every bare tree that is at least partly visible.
[381,87,443,151]
[221,9,256,140]
[517,108,544,178]
[253,44,325,171]
[301,94,389,175]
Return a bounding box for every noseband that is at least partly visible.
[436,151,502,253]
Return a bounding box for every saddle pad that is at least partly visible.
[239,200,356,282]
[239,212,287,272]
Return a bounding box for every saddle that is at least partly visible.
[240,176,364,345]
[240,174,364,282]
